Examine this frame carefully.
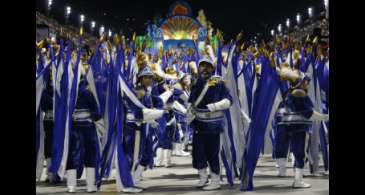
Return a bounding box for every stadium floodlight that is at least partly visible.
[47,0,53,14]
[324,0,329,19]
[100,26,105,35]
[308,7,313,18]
[108,29,112,37]
[48,0,52,8]
[286,18,290,28]
[324,0,329,8]
[296,13,301,24]
[278,24,282,33]
[270,29,275,36]
[66,6,71,16]
[91,21,96,29]
[80,14,85,24]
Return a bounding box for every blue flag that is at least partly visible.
[240,56,280,191]
[49,41,72,176]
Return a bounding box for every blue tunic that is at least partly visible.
[124,85,164,168]
[40,83,54,159]
[189,76,232,174]
[276,93,314,131]
[274,93,314,168]
[66,81,101,170]
[189,77,233,134]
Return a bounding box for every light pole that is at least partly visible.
[108,29,112,38]
[90,21,96,33]
[80,14,85,26]
[99,26,105,36]
[296,13,301,25]
[286,18,290,28]
[308,7,313,18]
[278,24,282,34]
[65,6,71,24]
[324,0,329,19]
[47,0,53,16]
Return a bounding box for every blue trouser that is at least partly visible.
[159,123,174,149]
[192,130,220,174]
[179,122,189,144]
[66,123,98,170]
[139,125,154,167]
[159,114,175,150]
[274,125,306,169]
[124,122,137,169]
[43,120,54,159]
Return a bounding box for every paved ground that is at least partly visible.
[36,153,329,195]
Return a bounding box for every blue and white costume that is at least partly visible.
[274,71,329,188]
[40,75,56,182]
[66,78,101,193]
[125,66,166,184]
[174,73,191,155]
[188,56,233,190]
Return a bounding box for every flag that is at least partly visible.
[215,42,223,76]
[36,52,45,76]
[240,56,280,191]
[49,41,82,177]
[316,58,329,171]
[99,45,119,179]
[221,42,248,186]
[49,41,71,175]
[242,55,256,115]
[36,63,50,179]
[99,45,136,188]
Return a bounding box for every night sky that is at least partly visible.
[36,0,325,40]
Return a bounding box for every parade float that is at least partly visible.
[138,1,212,54]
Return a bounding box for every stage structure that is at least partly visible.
[146,1,208,53]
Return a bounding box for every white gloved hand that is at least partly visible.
[143,108,164,121]
[240,109,251,123]
[310,110,329,121]
[206,98,231,112]
[159,89,173,104]
[147,120,159,128]
[172,101,187,114]
[94,119,106,138]
[177,123,184,139]
[206,103,216,112]
[179,92,189,103]
[166,117,176,126]
[186,103,195,124]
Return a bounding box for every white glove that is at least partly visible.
[94,119,106,138]
[309,110,329,121]
[206,98,231,112]
[172,101,187,114]
[147,120,159,128]
[179,92,189,102]
[166,117,176,126]
[143,108,164,121]
[240,109,251,123]
[186,103,195,124]
[159,89,173,104]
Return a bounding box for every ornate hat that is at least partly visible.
[291,72,311,89]
[137,66,154,78]
[198,56,215,68]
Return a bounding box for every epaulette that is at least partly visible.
[208,75,224,87]
[134,86,145,98]
[174,83,183,90]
